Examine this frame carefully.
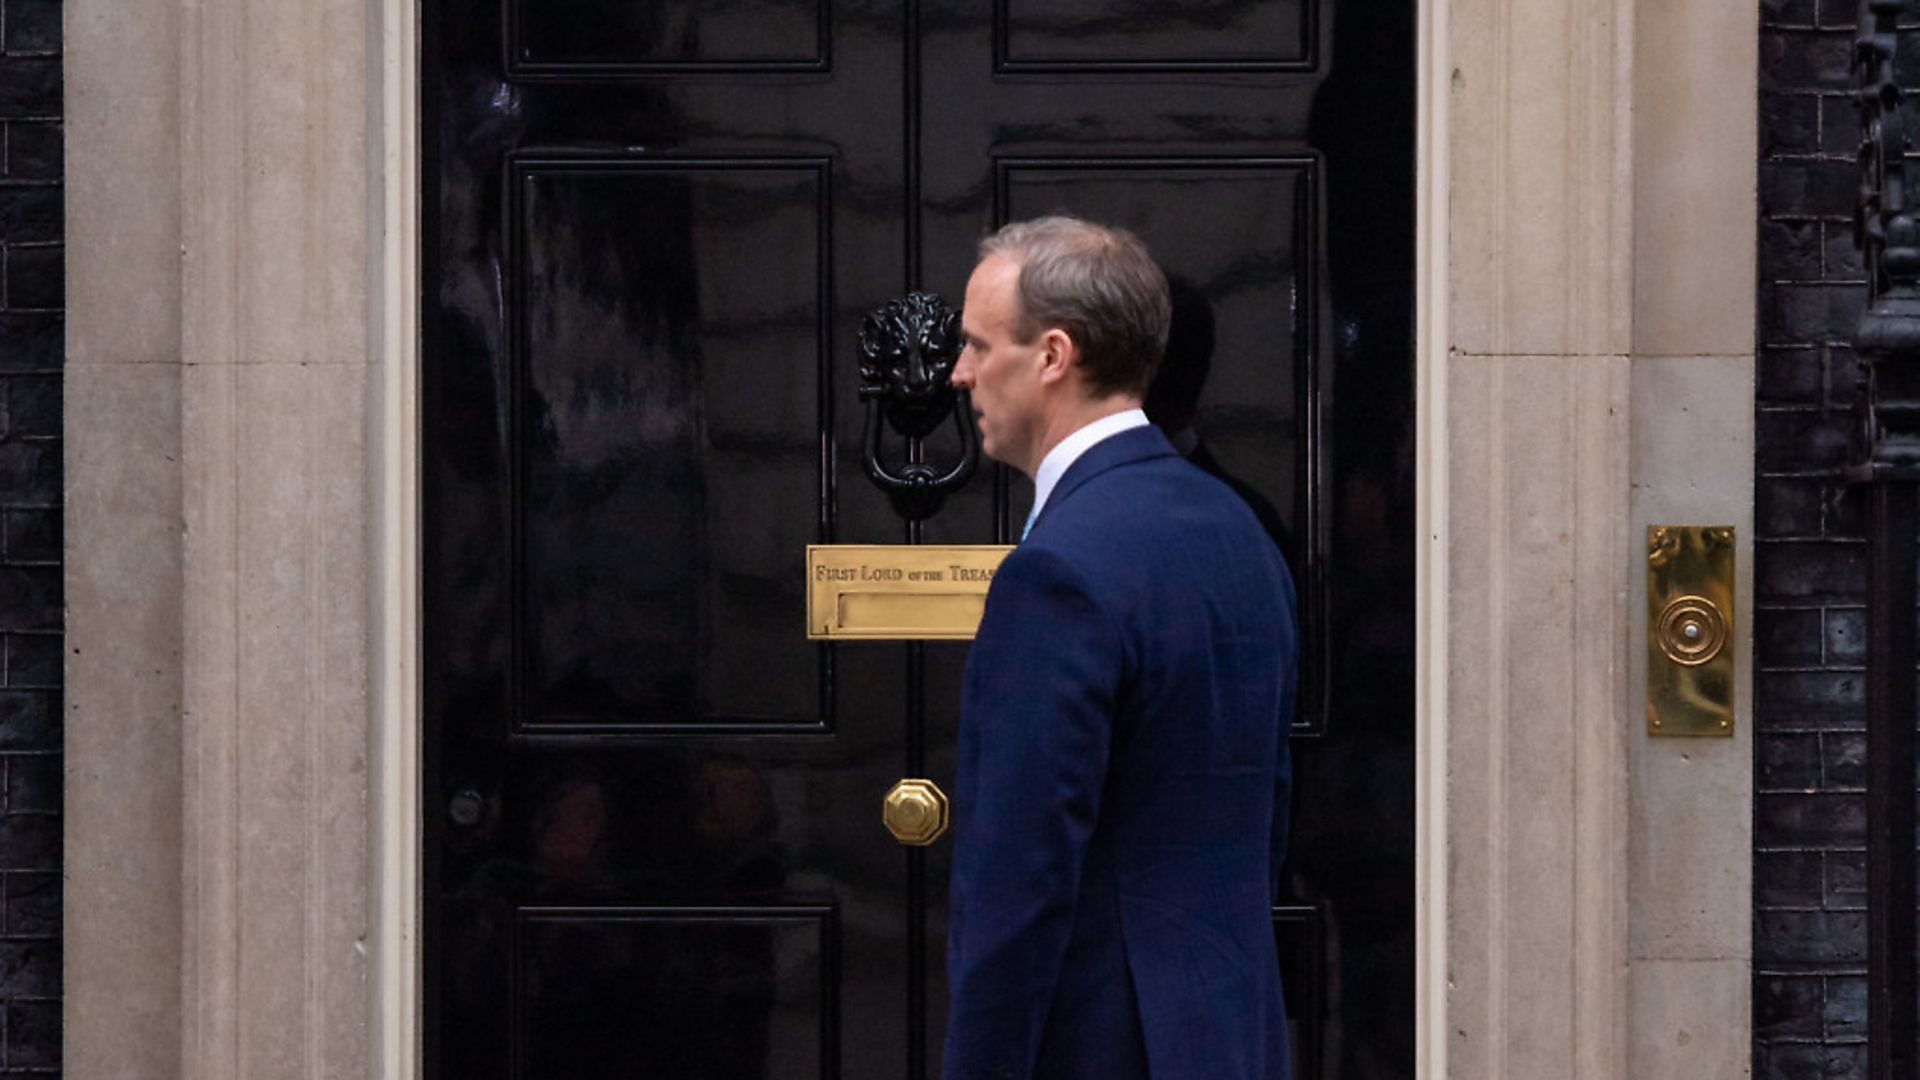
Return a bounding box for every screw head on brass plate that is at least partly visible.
[883,778,949,846]
[1647,526,1681,567]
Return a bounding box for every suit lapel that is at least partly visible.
[1031,424,1180,534]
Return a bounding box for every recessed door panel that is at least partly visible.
[507,0,829,75]
[511,159,830,733]
[997,157,1326,732]
[513,906,835,1079]
[996,0,1315,71]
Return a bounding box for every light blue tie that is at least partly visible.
[1021,507,1037,541]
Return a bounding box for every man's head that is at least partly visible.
[951,216,1171,476]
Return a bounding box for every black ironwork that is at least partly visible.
[857,291,979,521]
[1852,3,1920,1075]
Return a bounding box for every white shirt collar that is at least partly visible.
[1025,408,1150,532]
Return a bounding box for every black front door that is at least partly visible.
[422,2,1414,1076]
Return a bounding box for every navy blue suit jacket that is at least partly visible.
[943,425,1297,1080]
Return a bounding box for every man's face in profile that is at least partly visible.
[953,254,1047,474]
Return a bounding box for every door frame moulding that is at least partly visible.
[372,0,422,1071]
[370,1,1453,1077]
[1412,0,1449,1072]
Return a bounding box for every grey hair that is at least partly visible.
[978,216,1172,396]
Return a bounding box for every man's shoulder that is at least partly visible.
[1036,457,1293,601]
[990,537,1118,611]
[1052,452,1253,535]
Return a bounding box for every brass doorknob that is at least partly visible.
[882,778,949,846]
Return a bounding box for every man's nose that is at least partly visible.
[950,350,973,388]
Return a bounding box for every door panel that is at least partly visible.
[995,157,1321,731]
[510,158,832,732]
[993,0,1314,70]
[424,0,1413,1075]
[513,905,835,1079]
[508,0,830,74]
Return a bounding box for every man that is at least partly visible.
[944,216,1298,1080]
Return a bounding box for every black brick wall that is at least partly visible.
[1756,1,1877,1075]
[0,0,58,1073]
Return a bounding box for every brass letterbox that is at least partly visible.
[806,545,1013,641]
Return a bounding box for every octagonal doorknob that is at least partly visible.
[883,778,950,846]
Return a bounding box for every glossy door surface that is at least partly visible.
[423,1,1413,1075]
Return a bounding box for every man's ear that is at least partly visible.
[1036,327,1076,385]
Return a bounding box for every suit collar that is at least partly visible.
[1028,408,1151,530]
[1029,424,1179,533]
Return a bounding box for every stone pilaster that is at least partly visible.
[1437,0,1637,1074]
[66,0,379,1072]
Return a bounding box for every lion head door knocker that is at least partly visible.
[857,291,979,521]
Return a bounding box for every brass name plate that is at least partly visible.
[807,545,1014,641]
[1647,525,1736,737]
